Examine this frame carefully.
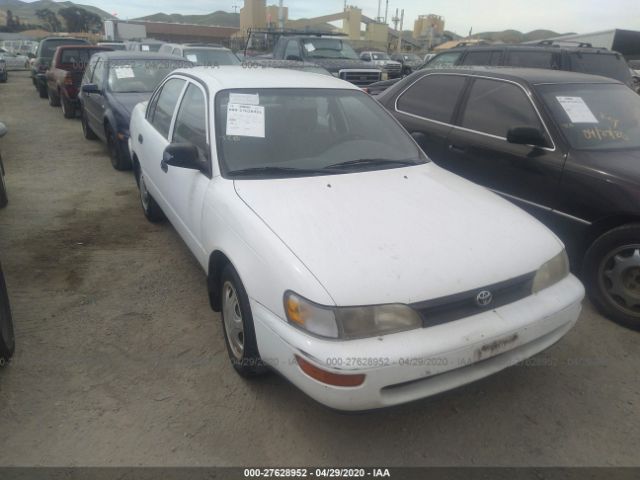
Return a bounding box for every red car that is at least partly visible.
[45,45,112,118]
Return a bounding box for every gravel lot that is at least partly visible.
[0,71,638,467]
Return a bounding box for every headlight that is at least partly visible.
[284,291,421,340]
[532,250,570,293]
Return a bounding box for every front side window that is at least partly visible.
[172,83,208,155]
[397,74,467,123]
[216,89,427,177]
[537,83,640,151]
[107,59,192,93]
[82,58,97,85]
[427,52,461,67]
[461,78,542,138]
[150,78,186,138]
[462,50,500,66]
[92,59,107,88]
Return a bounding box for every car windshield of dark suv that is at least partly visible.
[538,83,640,151]
[568,52,632,83]
[301,39,359,60]
[371,53,390,60]
[216,88,426,178]
[107,59,192,93]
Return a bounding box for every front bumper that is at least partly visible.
[252,274,584,411]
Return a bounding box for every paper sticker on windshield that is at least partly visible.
[114,66,135,79]
[186,54,198,62]
[141,45,150,51]
[229,93,260,105]
[304,43,316,52]
[226,104,265,138]
[556,96,599,124]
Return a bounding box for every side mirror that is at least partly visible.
[162,144,203,173]
[0,122,7,138]
[507,126,548,148]
[81,83,100,95]
[285,55,302,61]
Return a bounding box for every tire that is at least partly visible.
[38,82,48,99]
[61,96,75,119]
[583,223,640,330]
[0,155,7,209]
[81,108,97,140]
[0,75,6,84]
[106,125,131,171]
[137,167,165,223]
[0,262,15,366]
[219,264,267,377]
[48,88,60,107]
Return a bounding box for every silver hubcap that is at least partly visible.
[222,281,244,360]
[600,244,640,317]
[139,173,150,211]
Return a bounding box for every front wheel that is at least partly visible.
[61,96,75,119]
[137,168,165,223]
[0,262,15,365]
[106,125,131,171]
[220,264,267,377]
[38,82,48,99]
[48,88,60,107]
[583,224,640,330]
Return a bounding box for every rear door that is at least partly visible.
[390,73,468,162]
[444,77,566,219]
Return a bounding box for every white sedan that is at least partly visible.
[0,50,29,70]
[129,66,584,411]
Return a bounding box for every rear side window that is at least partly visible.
[461,50,501,66]
[150,78,186,138]
[461,78,542,137]
[506,50,557,69]
[397,74,467,123]
[427,52,461,67]
[172,84,208,155]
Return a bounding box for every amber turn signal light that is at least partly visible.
[295,355,365,387]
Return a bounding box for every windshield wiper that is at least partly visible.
[325,158,418,170]
[228,166,338,177]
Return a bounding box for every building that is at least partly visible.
[240,0,267,32]
[266,5,288,28]
[413,14,444,40]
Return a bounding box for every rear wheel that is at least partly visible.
[48,88,60,107]
[61,96,75,118]
[220,264,267,377]
[0,262,15,366]
[584,224,640,330]
[38,82,48,99]
[81,108,97,140]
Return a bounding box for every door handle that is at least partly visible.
[448,144,466,153]
[138,134,143,144]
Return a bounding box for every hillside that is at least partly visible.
[0,0,115,24]
[136,10,239,28]
[470,29,572,43]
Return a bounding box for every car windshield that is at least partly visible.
[60,49,108,68]
[140,44,162,52]
[107,59,192,93]
[403,54,420,61]
[372,53,390,60]
[537,83,640,151]
[184,48,240,66]
[301,39,359,60]
[42,40,86,57]
[568,52,631,83]
[216,88,427,178]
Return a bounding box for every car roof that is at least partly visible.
[93,51,188,61]
[416,66,622,85]
[41,37,87,43]
[55,45,111,50]
[171,65,359,91]
[441,44,619,55]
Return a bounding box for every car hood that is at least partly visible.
[234,164,562,306]
[308,58,380,72]
[110,92,152,117]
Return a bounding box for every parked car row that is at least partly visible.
[0,121,15,367]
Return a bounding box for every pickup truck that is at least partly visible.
[271,34,382,87]
[32,37,89,98]
[46,45,112,118]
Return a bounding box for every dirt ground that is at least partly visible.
[0,71,638,467]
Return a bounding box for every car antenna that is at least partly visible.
[244,28,252,59]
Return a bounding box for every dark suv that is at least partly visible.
[378,67,640,330]
[31,37,89,98]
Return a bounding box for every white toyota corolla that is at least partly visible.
[129,66,584,411]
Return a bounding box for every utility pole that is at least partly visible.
[396,9,404,53]
[384,0,389,24]
[377,0,382,22]
[278,0,284,31]
[392,8,399,31]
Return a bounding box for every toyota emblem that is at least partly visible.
[476,290,493,307]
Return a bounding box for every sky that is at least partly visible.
[23,0,640,35]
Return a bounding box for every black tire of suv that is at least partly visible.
[0,155,7,209]
[106,125,132,171]
[48,88,60,107]
[38,82,48,99]
[219,264,267,378]
[81,108,97,140]
[0,261,15,365]
[0,74,6,84]
[583,223,640,330]
[61,96,74,119]
[137,168,165,223]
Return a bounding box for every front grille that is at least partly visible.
[384,64,402,73]
[411,272,536,328]
[339,69,382,86]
